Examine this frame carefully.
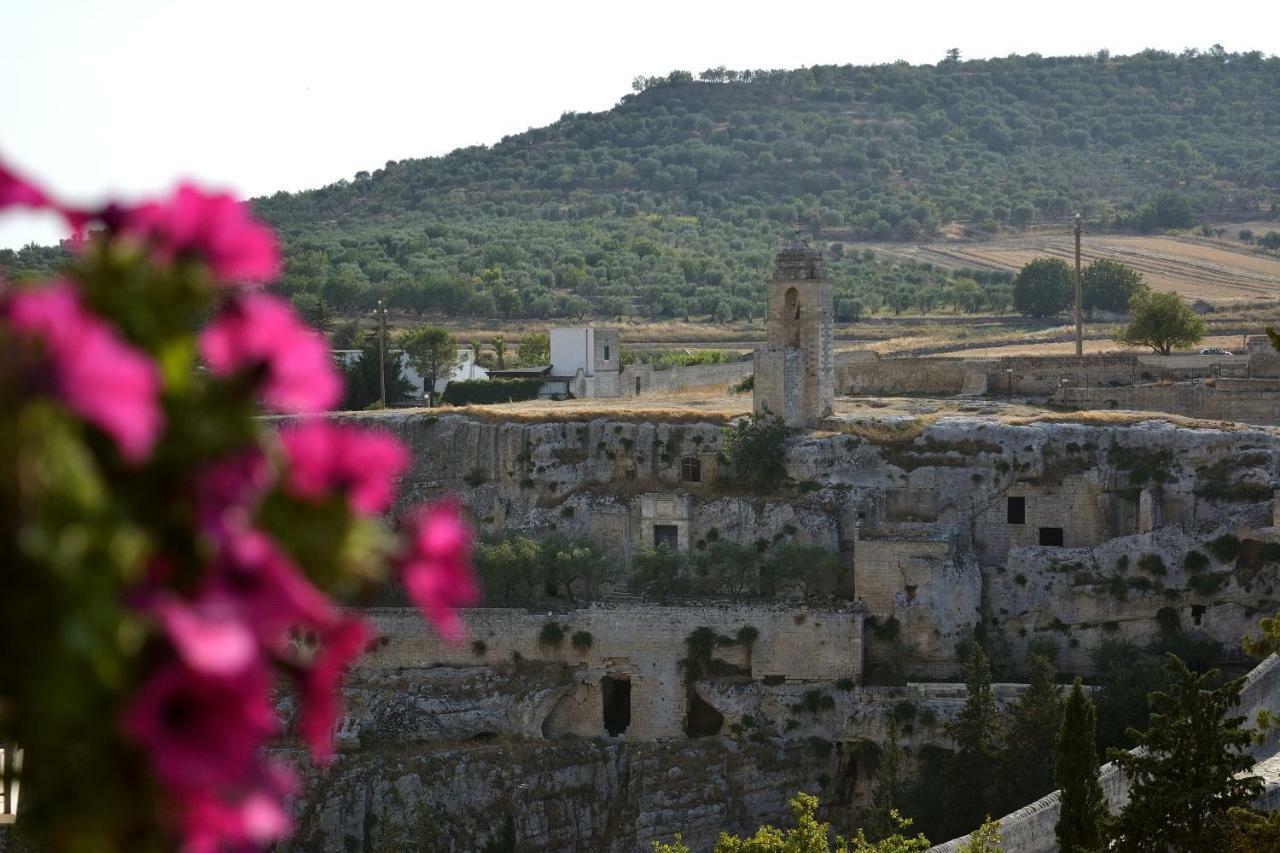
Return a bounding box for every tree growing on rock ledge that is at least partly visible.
[719,413,790,492]
[1115,290,1206,355]
[1054,678,1107,853]
[1108,655,1260,851]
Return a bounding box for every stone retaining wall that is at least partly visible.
[1053,383,1280,426]
[836,352,1246,398]
[619,359,753,397]
[359,603,863,740]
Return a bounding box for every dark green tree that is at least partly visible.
[1092,640,1173,752]
[628,546,690,601]
[1108,655,1261,852]
[518,331,550,366]
[997,653,1063,812]
[400,325,459,399]
[941,644,1000,839]
[1116,291,1206,355]
[1012,258,1073,317]
[1054,678,1107,853]
[693,540,761,598]
[1082,259,1147,314]
[290,292,333,332]
[1153,193,1196,229]
[863,723,909,841]
[719,413,791,492]
[339,333,413,410]
[760,542,842,598]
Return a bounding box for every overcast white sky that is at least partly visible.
[3,0,1280,249]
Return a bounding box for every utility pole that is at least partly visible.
[1073,212,1084,363]
[377,297,387,409]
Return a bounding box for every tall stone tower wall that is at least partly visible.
[753,347,804,423]
[754,240,834,427]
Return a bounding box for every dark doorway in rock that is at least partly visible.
[1007,496,1026,524]
[1038,526,1064,547]
[635,376,642,395]
[684,692,724,738]
[1192,604,1206,626]
[602,675,631,736]
[654,524,678,550]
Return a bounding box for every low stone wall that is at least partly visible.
[1053,382,1280,426]
[928,654,1280,853]
[619,359,753,397]
[836,352,1246,398]
[358,603,863,740]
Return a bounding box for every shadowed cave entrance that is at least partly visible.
[602,675,631,736]
[684,692,724,738]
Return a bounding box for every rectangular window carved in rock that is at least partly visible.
[602,676,631,736]
[654,524,678,550]
[1038,527,1064,547]
[1007,496,1026,525]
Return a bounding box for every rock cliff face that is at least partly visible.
[351,411,1280,676]
[284,663,844,852]
[275,410,1280,851]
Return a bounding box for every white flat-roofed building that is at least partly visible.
[550,327,621,397]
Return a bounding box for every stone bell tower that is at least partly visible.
[752,238,834,427]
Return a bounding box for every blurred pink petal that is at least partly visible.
[4,281,163,461]
[210,528,338,650]
[153,595,258,678]
[122,660,277,793]
[299,617,371,758]
[279,421,409,515]
[200,292,341,414]
[400,501,478,641]
[122,183,280,284]
[179,762,296,853]
[194,450,271,539]
[0,161,50,209]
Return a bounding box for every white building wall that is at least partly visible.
[551,328,596,376]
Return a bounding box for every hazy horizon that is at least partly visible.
[3,0,1280,249]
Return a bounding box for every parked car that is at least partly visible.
[1199,347,1233,356]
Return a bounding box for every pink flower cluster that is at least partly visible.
[122,423,475,845]
[2,158,479,850]
[2,281,162,461]
[122,184,281,283]
[200,293,342,414]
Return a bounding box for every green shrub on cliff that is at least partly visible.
[719,413,790,492]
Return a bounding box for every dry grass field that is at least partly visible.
[858,232,1280,304]
[941,333,1249,358]
[369,391,1262,436]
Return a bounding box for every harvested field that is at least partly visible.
[944,333,1246,358]
[857,234,1280,304]
[353,393,1269,436]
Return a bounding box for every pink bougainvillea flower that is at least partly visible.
[0,161,50,210]
[210,528,338,650]
[298,617,371,758]
[179,762,297,853]
[122,660,277,792]
[199,292,342,414]
[399,501,478,641]
[4,281,163,461]
[121,183,280,284]
[193,449,272,539]
[151,594,258,678]
[279,421,409,514]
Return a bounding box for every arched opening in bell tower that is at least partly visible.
[783,287,801,348]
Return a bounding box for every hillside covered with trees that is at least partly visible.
[6,48,1280,323]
